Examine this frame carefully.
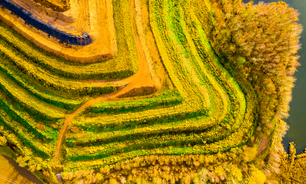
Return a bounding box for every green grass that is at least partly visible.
[0,0,138,80]
[0,0,266,182]
[59,0,252,172]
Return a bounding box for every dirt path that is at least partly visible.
[0,0,167,183]
[52,0,159,169]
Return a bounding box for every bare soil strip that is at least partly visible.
[11,0,74,27]
[0,0,117,62]
[257,136,269,157]
[19,0,74,23]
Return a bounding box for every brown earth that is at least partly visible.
[12,0,74,26]
[0,0,116,62]
[20,0,74,22]
[257,136,269,156]
[0,155,42,184]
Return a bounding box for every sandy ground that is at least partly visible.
[0,0,116,62]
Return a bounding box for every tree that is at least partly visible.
[0,136,7,146]
[289,142,296,166]
[245,164,266,184]
[237,56,246,65]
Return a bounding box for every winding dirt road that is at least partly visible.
[52,0,164,173]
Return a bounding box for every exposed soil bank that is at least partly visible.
[0,155,42,184]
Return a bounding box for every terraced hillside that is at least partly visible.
[0,0,303,183]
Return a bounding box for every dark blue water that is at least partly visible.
[242,0,306,154]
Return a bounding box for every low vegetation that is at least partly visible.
[0,0,304,183]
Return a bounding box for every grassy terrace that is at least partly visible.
[60,0,250,173]
[0,0,249,179]
[0,3,137,80]
[0,0,140,120]
[0,0,302,183]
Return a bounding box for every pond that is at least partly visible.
[242,0,306,154]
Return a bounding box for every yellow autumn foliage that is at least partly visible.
[245,165,266,184]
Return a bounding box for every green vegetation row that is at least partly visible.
[0,108,52,157]
[60,0,249,173]
[0,0,301,183]
[56,0,302,183]
[0,91,57,141]
[0,3,138,80]
[0,0,211,177]
[0,84,58,159]
[0,68,65,120]
[0,0,142,122]
[191,0,302,183]
[0,0,144,162]
[62,0,301,181]
[0,38,123,98]
[180,0,258,158]
[59,0,262,180]
[0,54,82,111]
[0,0,140,174]
[87,90,182,114]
